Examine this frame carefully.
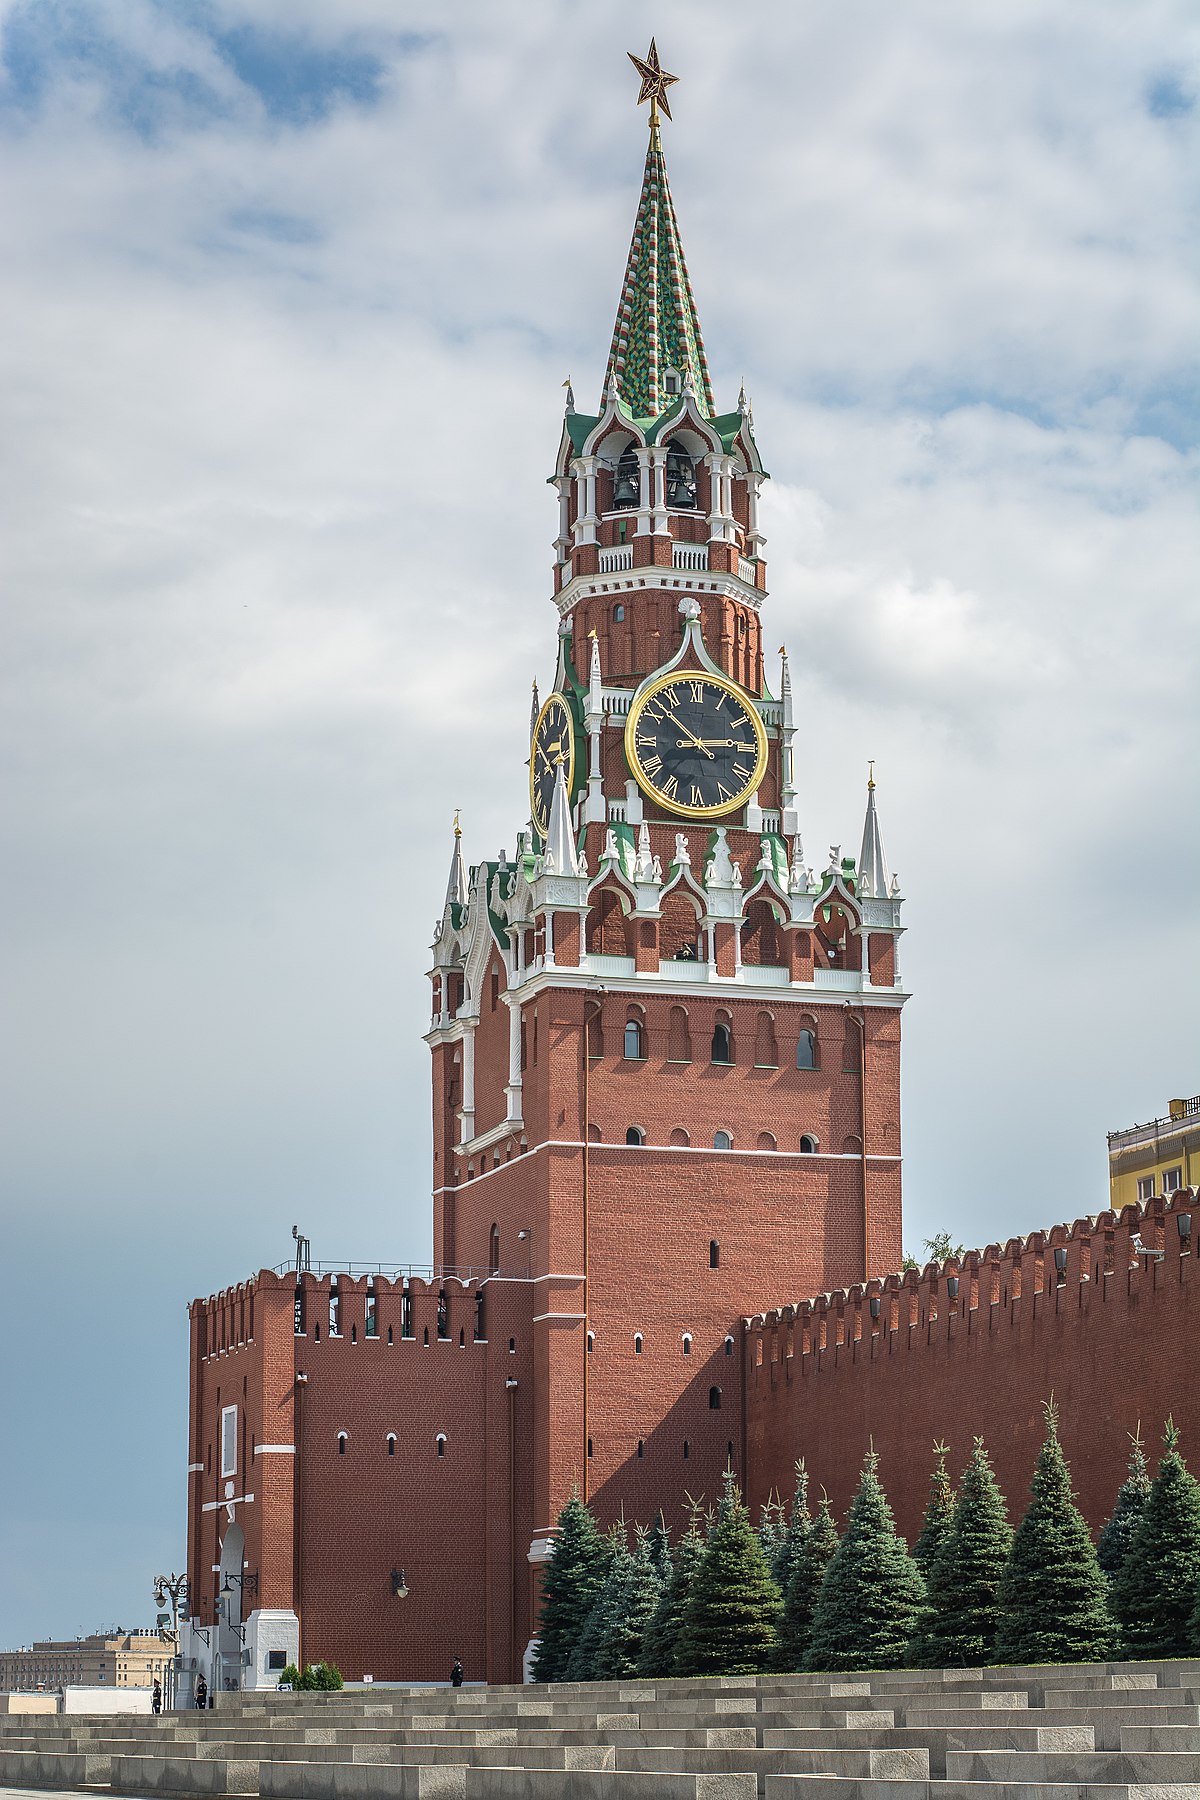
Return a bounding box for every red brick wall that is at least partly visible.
[188,1271,536,1685]
[744,1192,1200,1544]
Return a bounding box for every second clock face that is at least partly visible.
[625,670,769,818]
[529,692,576,839]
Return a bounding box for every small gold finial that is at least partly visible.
[867,760,876,790]
[588,627,598,639]
[453,809,462,838]
[562,375,572,388]
[628,39,679,129]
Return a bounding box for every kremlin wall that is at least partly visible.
[745,1188,1200,1541]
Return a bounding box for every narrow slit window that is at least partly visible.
[709,1240,720,1269]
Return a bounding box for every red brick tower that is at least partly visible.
[427,59,908,1623]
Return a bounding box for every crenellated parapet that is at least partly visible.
[191,1269,505,1361]
[746,1188,1200,1361]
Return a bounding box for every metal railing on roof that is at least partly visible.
[1107,1095,1199,1146]
[270,1261,493,1282]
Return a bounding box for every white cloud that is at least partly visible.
[0,0,1197,1640]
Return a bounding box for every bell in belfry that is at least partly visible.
[613,446,640,507]
[665,442,696,507]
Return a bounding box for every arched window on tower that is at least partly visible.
[714,1130,732,1151]
[613,445,639,510]
[709,1386,722,1410]
[797,1027,818,1071]
[623,1016,645,1060]
[711,1016,734,1065]
[488,1224,500,1273]
[800,1133,819,1155]
[665,442,697,508]
[626,1125,645,1146]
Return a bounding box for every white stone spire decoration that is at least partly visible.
[858,764,891,900]
[529,680,540,745]
[634,822,655,883]
[543,759,579,878]
[779,645,799,836]
[584,631,606,824]
[444,811,468,910]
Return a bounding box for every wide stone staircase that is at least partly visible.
[2,1661,1199,1800]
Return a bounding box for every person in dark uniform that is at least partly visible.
[450,1659,464,1688]
[152,1679,162,1715]
[194,1674,208,1711]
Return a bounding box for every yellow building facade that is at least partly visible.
[1108,1094,1199,1210]
[0,1631,173,1693]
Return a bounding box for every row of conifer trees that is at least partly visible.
[531,1407,1200,1681]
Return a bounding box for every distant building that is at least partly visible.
[0,1631,173,1693]
[1108,1095,1199,1209]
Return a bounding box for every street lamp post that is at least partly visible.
[152,1573,188,1710]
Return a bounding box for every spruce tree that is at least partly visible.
[638,1506,705,1677]
[909,1437,1011,1667]
[592,1527,662,1680]
[1097,1429,1152,1583]
[675,1471,782,1676]
[995,1400,1113,1665]
[1112,1419,1200,1659]
[647,1513,673,1584]
[757,1496,787,1577]
[805,1450,925,1672]
[565,1524,626,1681]
[774,1486,839,1671]
[772,1462,811,1597]
[531,1490,611,1682]
[912,1441,956,1580]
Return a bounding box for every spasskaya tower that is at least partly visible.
[426,42,907,1596]
[184,44,910,1699]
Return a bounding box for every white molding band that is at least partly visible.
[253,1444,296,1455]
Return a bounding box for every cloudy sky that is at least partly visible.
[1,0,1196,1646]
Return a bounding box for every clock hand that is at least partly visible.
[683,739,757,750]
[672,720,715,759]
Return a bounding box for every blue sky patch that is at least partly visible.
[0,1,429,135]
[1146,72,1194,119]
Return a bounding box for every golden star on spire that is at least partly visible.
[627,39,679,125]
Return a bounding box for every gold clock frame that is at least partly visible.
[529,691,577,837]
[624,668,769,820]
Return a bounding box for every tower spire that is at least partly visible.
[603,45,713,418]
[443,811,467,911]
[543,759,580,877]
[858,766,892,900]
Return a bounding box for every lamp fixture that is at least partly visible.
[221,1571,259,1599]
[391,1568,409,1600]
[1178,1212,1192,1245]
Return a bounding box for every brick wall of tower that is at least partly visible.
[743,1191,1200,1547]
[188,1271,536,1684]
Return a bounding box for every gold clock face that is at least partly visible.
[624,669,769,818]
[529,692,576,838]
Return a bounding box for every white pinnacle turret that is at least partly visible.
[444,812,468,910]
[543,759,579,878]
[858,766,891,900]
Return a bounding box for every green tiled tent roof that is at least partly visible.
[603,126,714,419]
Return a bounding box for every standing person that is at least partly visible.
[195,1674,207,1711]
[450,1658,464,1688]
[152,1679,162,1715]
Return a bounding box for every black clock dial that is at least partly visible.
[625,671,768,818]
[529,693,576,838]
